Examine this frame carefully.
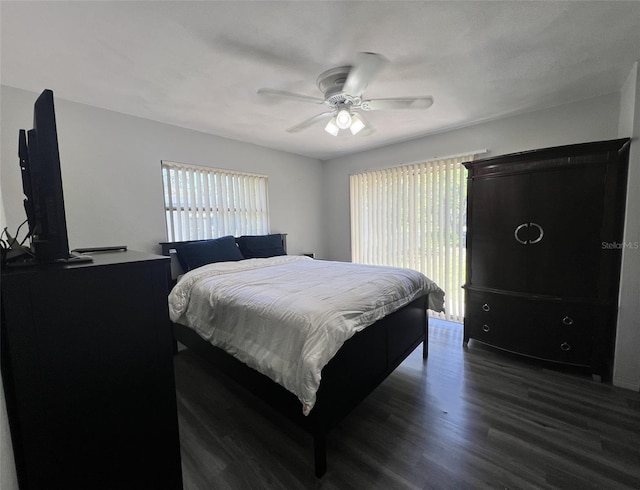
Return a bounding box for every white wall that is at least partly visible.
[615,62,640,391]
[322,91,639,392]
[1,86,324,257]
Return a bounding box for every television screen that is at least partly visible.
[16,89,89,263]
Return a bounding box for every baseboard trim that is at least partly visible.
[612,376,640,392]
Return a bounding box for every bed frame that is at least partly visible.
[160,237,429,477]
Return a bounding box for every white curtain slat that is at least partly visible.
[252,178,258,231]
[221,174,227,231]
[400,168,405,267]
[187,168,195,239]
[188,168,195,239]
[240,175,247,235]
[368,173,374,264]
[231,175,240,235]
[261,178,270,233]
[183,169,191,239]
[231,174,240,235]
[218,173,227,236]
[236,175,243,234]
[190,168,197,238]
[444,159,452,318]
[349,154,476,323]
[162,166,176,242]
[177,168,187,240]
[365,174,372,264]
[224,173,233,235]
[409,165,416,270]
[371,172,377,264]
[248,177,257,232]
[192,168,200,239]
[428,163,435,288]
[203,173,213,239]
[246,177,252,232]
[351,175,360,263]
[193,170,202,239]
[171,167,178,241]
[241,176,247,234]
[416,164,424,275]
[239,175,245,234]
[390,169,398,265]
[197,172,205,238]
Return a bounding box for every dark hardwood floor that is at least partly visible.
[174,321,640,489]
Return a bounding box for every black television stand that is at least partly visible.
[1,250,183,488]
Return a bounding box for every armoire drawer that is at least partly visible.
[464,290,596,367]
[529,302,596,365]
[464,291,531,353]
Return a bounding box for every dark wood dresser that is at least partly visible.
[463,139,630,380]
[1,250,183,489]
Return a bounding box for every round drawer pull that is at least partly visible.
[482,324,490,333]
[482,304,490,312]
[560,342,571,351]
[562,316,574,326]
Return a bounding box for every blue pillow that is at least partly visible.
[176,236,245,271]
[236,234,285,258]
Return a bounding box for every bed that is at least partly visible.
[160,234,445,477]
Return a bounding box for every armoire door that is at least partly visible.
[468,173,530,292]
[526,165,607,298]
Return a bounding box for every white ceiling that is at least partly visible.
[2,1,639,161]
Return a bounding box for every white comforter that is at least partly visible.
[168,255,444,415]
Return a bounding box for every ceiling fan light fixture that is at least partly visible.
[259,53,433,137]
[335,108,352,129]
[324,117,339,136]
[349,114,366,135]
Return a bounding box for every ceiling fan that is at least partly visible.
[257,52,434,136]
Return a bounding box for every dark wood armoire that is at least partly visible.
[463,138,630,380]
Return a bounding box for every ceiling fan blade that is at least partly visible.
[257,88,325,104]
[342,52,389,97]
[361,96,434,111]
[286,112,334,133]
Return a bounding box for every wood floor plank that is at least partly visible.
[174,322,640,489]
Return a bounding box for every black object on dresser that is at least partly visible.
[463,139,630,380]
[1,251,183,489]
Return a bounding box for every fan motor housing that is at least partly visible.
[318,66,355,106]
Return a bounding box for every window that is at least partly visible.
[350,154,476,323]
[161,161,269,242]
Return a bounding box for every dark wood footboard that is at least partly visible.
[172,294,428,477]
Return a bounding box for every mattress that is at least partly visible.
[168,255,444,414]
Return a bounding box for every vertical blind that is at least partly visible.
[161,161,269,242]
[350,154,475,323]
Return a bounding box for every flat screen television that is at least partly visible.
[18,89,89,263]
